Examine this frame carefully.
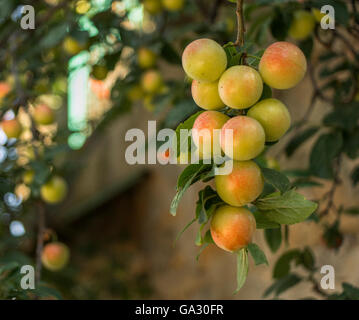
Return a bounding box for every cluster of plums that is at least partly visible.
[181,38,307,252]
[0,103,68,205]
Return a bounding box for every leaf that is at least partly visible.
[235,248,249,294]
[195,186,223,224]
[223,44,241,67]
[259,83,272,100]
[285,127,319,157]
[264,274,302,298]
[247,243,268,266]
[170,163,212,216]
[344,207,359,215]
[309,132,343,179]
[264,228,282,253]
[299,37,314,59]
[261,167,290,194]
[270,7,291,41]
[160,41,181,65]
[323,102,359,132]
[173,218,197,246]
[255,190,318,225]
[172,110,203,157]
[273,250,301,279]
[342,283,359,300]
[301,247,315,271]
[252,209,280,229]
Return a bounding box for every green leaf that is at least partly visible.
[255,190,318,225]
[301,247,315,271]
[264,228,282,253]
[173,218,197,246]
[172,110,203,157]
[252,209,280,229]
[160,41,181,64]
[263,274,302,298]
[170,163,212,216]
[273,250,301,279]
[342,283,359,300]
[261,167,290,194]
[235,248,249,294]
[247,243,268,266]
[344,207,359,215]
[285,127,319,157]
[195,186,223,224]
[309,132,343,179]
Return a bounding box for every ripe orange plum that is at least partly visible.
[182,39,227,82]
[221,116,265,161]
[192,111,229,159]
[210,205,256,252]
[247,98,291,142]
[33,104,55,125]
[1,119,22,139]
[191,80,224,110]
[42,242,70,271]
[215,160,264,207]
[218,65,263,109]
[259,41,307,90]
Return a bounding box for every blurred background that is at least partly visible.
[0,0,359,299]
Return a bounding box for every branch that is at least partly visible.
[234,0,245,47]
[35,202,46,285]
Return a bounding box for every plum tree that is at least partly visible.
[162,0,184,11]
[41,242,70,271]
[215,160,264,207]
[1,119,22,139]
[127,85,145,102]
[247,98,291,142]
[289,10,315,40]
[218,65,263,109]
[138,47,157,69]
[259,42,307,89]
[191,80,224,110]
[192,111,229,159]
[182,39,227,82]
[141,70,163,93]
[220,115,265,161]
[143,0,162,15]
[210,205,256,252]
[40,176,68,204]
[33,104,55,125]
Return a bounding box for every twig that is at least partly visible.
[234,0,245,47]
[35,202,46,285]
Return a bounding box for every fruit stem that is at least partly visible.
[234,0,245,47]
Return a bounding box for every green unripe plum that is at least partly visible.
[162,0,184,11]
[289,10,315,40]
[41,242,70,271]
[23,170,35,185]
[33,104,55,125]
[192,111,229,159]
[127,84,145,102]
[141,70,163,93]
[1,119,22,139]
[40,175,68,204]
[138,47,157,69]
[218,65,263,109]
[191,80,224,110]
[215,160,264,207]
[220,115,265,161]
[182,39,227,82]
[143,0,162,15]
[312,8,325,23]
[247,98,291,142]
[210,205,256,252]
[259,41,307,90]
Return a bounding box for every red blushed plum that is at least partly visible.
[247,98,291,142]
[218,65,263,109]
[210,205,256,252]
[41,242,70,271]
[259,42,307,90]
[182,39,227,82]
[215,160,264,207]
[192,111,229,159]
[33,104,55,125]
[220,115,265,161]
[1,119,22,139]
